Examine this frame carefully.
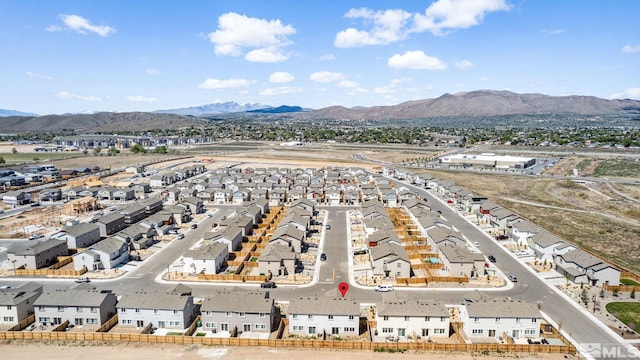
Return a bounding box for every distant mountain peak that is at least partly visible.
[154,101,271,116]
[0,108,39,117]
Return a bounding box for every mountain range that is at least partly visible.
[1,90,639,133]
[0,109,39,117]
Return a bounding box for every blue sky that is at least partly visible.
[1,0,639,115]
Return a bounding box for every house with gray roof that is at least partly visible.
[528,231,573,262]
[554,249,620,286]
[95,212,126,237]
[182,243,228,275]
[288,297,360,337]
[8,239,68,270]
[376,299,450,340]
[370,240,411,279]
[508,219,542,245]
[33,289,117,327]
[258,243,296,277]
[50,222,101,248]
[427,226,467,248]
[438,244,485,278]
[120,203,147,225]
[201,289,275,335]
[270,225,305,253]
[0,282,43,326]
[73,237,128,270]
[460,300,541,341]
[117,291,196,330]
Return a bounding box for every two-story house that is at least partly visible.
[117,291,196,330]
[33,289,117,327]
[288,297,360,337]
[201,289,275,335]
[376,299,450,340]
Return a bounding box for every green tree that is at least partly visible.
[580,288,589,306]
[107,148,119,156]
[130,144,147,154]
[11,147,17,154]
[154,145,167,154]
[82,149,89,155]
[93,148,102,156]
[0,156,5,164]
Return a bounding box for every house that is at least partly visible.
[201,289,275,334]
[438,244,485,278]
[115,224,157,250]
[33,289,117,327]
[95,212,126,237]
[528,231,573,262]
[269,188,287,206]
[73,237,129,270]
[325,189,341,206]
[554,249,620,286]
[270,225,305,253]
[258,243,297,277]
[181,197,204,214]
[508,220,542,246]
[8,239,68,270]
[460,300,541,340]
[161,187,181,203]
[39,188,62,202]
[120,203,147,225]
[2,190,31,206]
[0,282,43,326]
[117,291,196,330]
[50,222,101,249]
[370,240,411,279]
[288,297,360,337]
[182,243,229,275]
[376,299,450,340]
[204,226,243,252]
[112,187,135,201]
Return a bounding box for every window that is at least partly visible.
[38,306,44,312]
[225,311,232,317]
[121,308,126,313]
[220,323,229,331]
[524,329,537,335]
[433,329,445,334]
[424,316,430,322]
[173,310,179,315]
[308,326,316,334]
[383,316,389,321]
[154,309,159,314]
[292,314,298,319]
[90,307,97,313]
[292,325,304,331]
[76,307,83,313]
[440,316,447,322]
[3,316,14,322]
[348,315,355,320]
[6,305,12,310]
[404,316,410,321]
[515,317,521,323]
[239,312,245,317]
[421,329,429,337]
[86,318,98,325]
[308,314,313,319]
[382,328,393,333]
[473,317,479,323]
[472,329,483,335]
[397,262,401,268]
[259,313,266,318]
[135,308,140,313]
[396,271,401,277]
[344,327,355,332]
[57,306,64,312]
[532,318,538,323]
[495,317,501,323]
[169,321,181,327]
[204,322,216,328]
[255,324,267,330]
[38,317,50,323]
[328,315,334,320]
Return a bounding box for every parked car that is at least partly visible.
[220,215,226,220]
[260,281,277,289]
[488,255,497,263]
[212,223,218,228]
[177,234,185,240]
[495,234,508,240]
[28,234,45,240]
[508,275,518,283]
[320,253,327,261]
[75,277,91,283]
[374,284,394,292]
[325,224,331,230]
[30,202,40,207]
[190,223,198,229]
[473,241,480,247]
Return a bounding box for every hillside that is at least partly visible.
[0,112,207,133]
[304,90,640,120]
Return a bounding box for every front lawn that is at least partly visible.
[621,278,640,286]
[606,302,640,330]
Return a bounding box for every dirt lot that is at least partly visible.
[0,341,569,360]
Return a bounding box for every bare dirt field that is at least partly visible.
[0,341,568,360]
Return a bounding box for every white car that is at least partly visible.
[374,285,394,292]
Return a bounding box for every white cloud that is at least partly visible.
[309,71,346,83]
[478,76,489,81]
[388,50,447,70]
[610,88,640,100]
[374,85,395,94]
[259,86,303,96]
[55,14,116,37]
[198,78,253,89]
[269,72,295,83]
[208,12,295,62]
[56,91,103,102]
[347,88,368,96]
[334,1,509,47]
[338,80,359,88]
[127,95,158,103]
[334,8,412,47]
[543,28,565,35]
[390,77,413,84]
[455,59,475,69]
[414,0,510,36]
[45,25,62,32]
[146,68,159,75]
[319,53,336,61]
[26,71,53,80]
[245,47,287,63]
[622,44,640,53]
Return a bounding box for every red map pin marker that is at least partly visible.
[338,282,349,298]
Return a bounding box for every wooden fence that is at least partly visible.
[15,266,87,277]
[198,274,269,282]
[8,314,35,332]
[0,331,575,354]
[96,314,119,333]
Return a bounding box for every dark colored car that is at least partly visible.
[260,281,277,288]
[190,224,198,229]
[495,235,508,240]
[488,255,497,263]
[320,253,327,261]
